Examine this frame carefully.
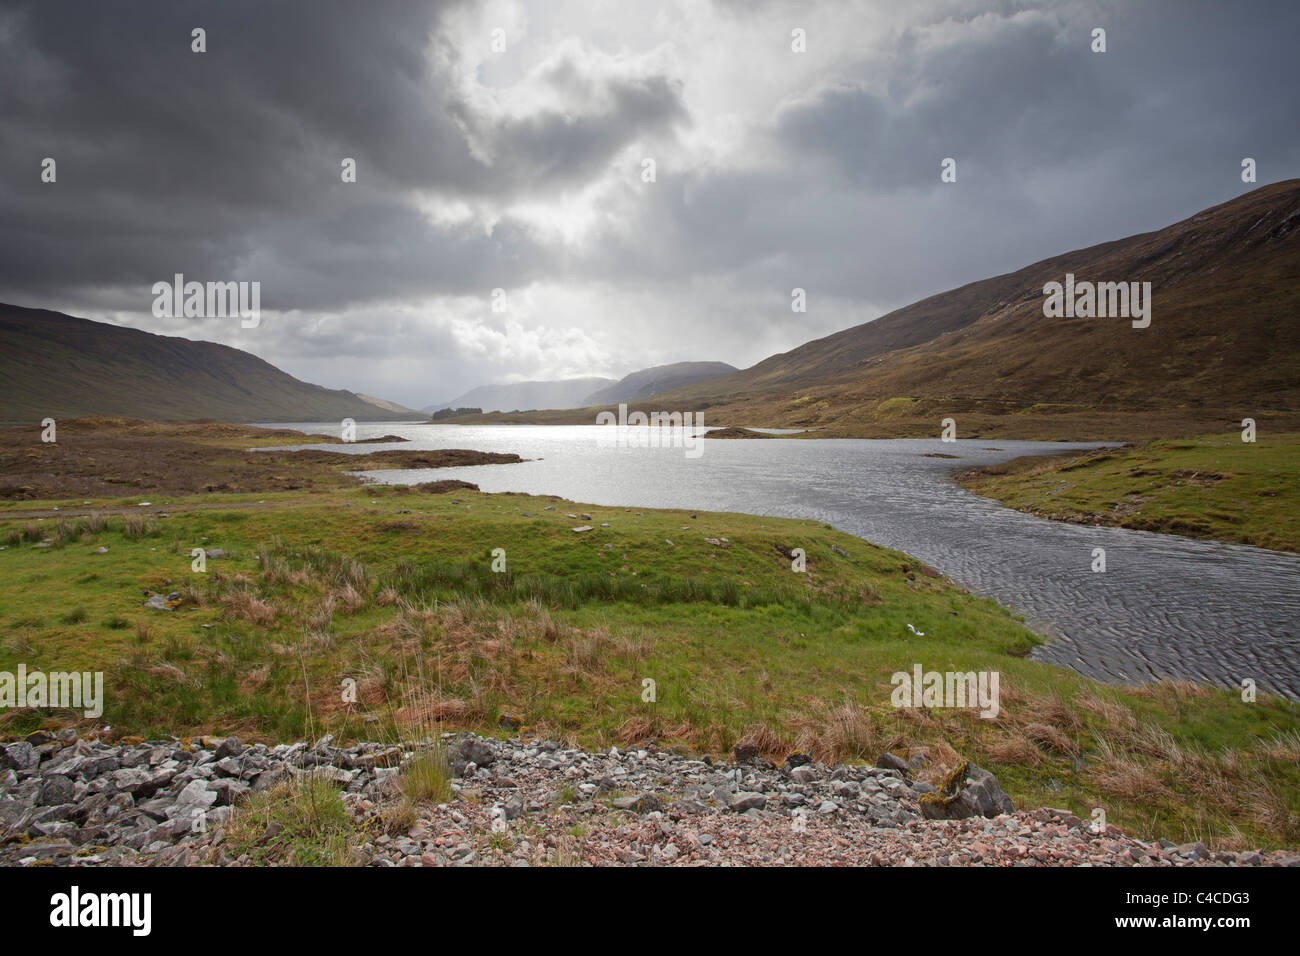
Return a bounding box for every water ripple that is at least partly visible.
[262,423,1300,698]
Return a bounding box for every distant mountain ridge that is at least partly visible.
[581,361,738,405]
[0,304,425,423]
[428,362,739,416]
[426,377,615,414]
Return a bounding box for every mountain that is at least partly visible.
[432,377,616,414]
[581,361,738,405]
[647,180,1300,437]
[0,304,426,423]
[355,394,423,417]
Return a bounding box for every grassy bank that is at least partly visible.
[955,431,1300,553]
[1,494,1297,850]
[0,420,1297,851]
[451,400,1300,443]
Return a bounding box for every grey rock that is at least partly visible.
[729,792,767,812]
[3,742,39,772]
[612,793,662,814]
[875,752,910,774]
[165,780,217,820]
[210,779,251,806]
[789,764,819,785]
[783,752,812,772]
[458,739,496,770]
[919,764,1014,820]
[213,737,243,760]
[38,775,75,806]
[31,803,77,824]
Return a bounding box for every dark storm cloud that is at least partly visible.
[574,0,1300,310]
[0,0,687,309]
[0,0,1296,407]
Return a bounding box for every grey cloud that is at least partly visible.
[1,0,1297,409]
[576,0,1300,307]
[0,0,687,311]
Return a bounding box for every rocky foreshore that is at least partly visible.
[2,730,1296,867]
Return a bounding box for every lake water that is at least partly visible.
[260,422,1300,698]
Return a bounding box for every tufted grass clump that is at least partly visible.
[399,744,453,804]
[223,779,357,866]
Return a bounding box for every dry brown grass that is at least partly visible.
[1021,694,1084,735]
[304,595,335,631]
[614,715,657,745]
[238,664,270,695]
[563,628,617,673]
[1243,777,1300,844]
[220,589,278,628]
[1073,687,1139,730]
[736,722,784,758]
[177,582,208,607]
[989,732,1046,767]
[1021,721,1079,757]
[522,601,566,643]
[1088,735,1171,802]
[394,691,478,727]
[1257,730,1300,763]
[144,661,192,686]
[807,699,881,762]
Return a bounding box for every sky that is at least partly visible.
[1,0,1297,409]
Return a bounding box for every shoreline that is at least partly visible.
[954,432,1300,554]
[1,419,1298,851]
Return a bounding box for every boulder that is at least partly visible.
[164,780,218,820]
[37,775,75,806]
[213,737,244,760]
[2,741,39,772]
[729,792,767,812]
[918,762,1014,820]
[875,752,910,774]
[611,793,662,814]
[783,751,812,772]
[457,738,496,771]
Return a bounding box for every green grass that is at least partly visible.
[222,779,358,866]
[1,482,1297,851]
[957,431,1300,552]
[399,746,453,804]
[875,396,919,418]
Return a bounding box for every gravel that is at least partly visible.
[3,731,1296,867]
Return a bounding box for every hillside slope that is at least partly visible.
[0,304,425,422]
[582,361,738,405]
[649,180,1300,437]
